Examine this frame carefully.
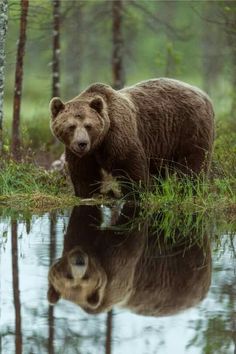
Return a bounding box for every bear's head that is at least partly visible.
[48,246,108,313]
[49,95,110,157]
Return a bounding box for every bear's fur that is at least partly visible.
[47,205,211,316]
[50,78,215,197]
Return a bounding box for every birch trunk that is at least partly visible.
[0,0,8,153]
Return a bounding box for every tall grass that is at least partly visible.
[0,160,69,196]
[0,160,78,211]
[140,174,235,214]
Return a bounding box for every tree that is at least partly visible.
[0,0,8,153]
[223,2,236,115]
[112,0,125,90]
[192,1,226,95]
[52,0,61,98]
[48,214,57,354]
[199,1,236,112]
[64,1,84,98]
[11,0,29,161]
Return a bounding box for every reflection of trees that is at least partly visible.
[48,213,56,354]
[187,235,236,354]
[11,219,22,354]
[1,210,235,354]
[105,311,113,354]
[2,213,107,354]
[188,317,234,353]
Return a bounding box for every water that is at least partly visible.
[0,204,235,354]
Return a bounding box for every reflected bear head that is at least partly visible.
[47,205,212,316]
[48,204,143,314]
[48,246,108,312]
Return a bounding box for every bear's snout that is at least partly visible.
[69,250,88,279]
[70,138,90,157]
[78,140,88,151]
[70,127,91,156]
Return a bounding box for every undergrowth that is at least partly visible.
[140,174,236,215]
[0,119,235,213]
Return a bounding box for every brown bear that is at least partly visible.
[50,78,215,197]
[47,204,211,316]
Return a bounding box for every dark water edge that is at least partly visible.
[0,204,235,354]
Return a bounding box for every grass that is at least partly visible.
[140,174,236,216]
[0,156,235,215]
[137,120,236,216]
[0,160,111,212]
[0,108,236,214]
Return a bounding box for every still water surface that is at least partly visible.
[0,204,235,354]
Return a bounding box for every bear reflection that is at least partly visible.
[48,205,211,316]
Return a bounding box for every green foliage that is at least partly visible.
[3,0,236,151]
[213,122,236,178]
[140,174,235,216]
[155,41,183,76]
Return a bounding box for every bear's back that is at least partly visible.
[119,78,214,162]
[121,78,211,103]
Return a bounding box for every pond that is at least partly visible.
[0,203,235,354]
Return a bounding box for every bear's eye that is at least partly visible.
[84,123,92,131]
[68,124,76,131]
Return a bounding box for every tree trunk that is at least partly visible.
[105,310,113,354]
[11,220,22,354]
[201,2,223,95]
[162,1,176,77]
[11,0,29,161]
[112,0,125,90]
[64,1,83,98]
[222,2,236,116]
[0,0,8,154]
[52,0,61,98]
[227,11,236,115]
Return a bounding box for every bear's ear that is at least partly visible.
[50,97,65,118]
[47,283,61,304]
[90,97,104,114]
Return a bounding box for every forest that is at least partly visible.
[0,2,236,354]
[0,0,236,212]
